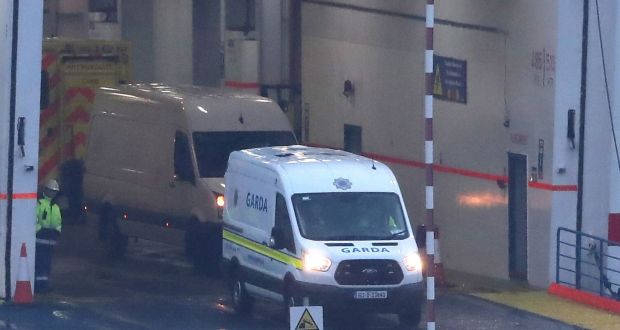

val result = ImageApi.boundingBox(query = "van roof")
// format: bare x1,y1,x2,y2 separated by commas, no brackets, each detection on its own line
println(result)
95,84,292,132
228,146,402,193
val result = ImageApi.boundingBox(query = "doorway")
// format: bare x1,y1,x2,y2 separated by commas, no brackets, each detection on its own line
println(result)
344,124,362,154
508,153,528,280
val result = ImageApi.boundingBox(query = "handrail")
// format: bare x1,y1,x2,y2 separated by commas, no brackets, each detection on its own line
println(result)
556,227,620,300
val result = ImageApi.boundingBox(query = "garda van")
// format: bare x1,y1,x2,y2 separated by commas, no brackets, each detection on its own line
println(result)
222,145,424,327
83,84,296,269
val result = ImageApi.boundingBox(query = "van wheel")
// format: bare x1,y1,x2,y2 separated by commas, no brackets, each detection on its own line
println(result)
284,279,302,307
205,223,223,275
185,221,221,275
283,280,303,323
230,269,253,315
398,304,422,329
185,220,208,272
99,206,128,258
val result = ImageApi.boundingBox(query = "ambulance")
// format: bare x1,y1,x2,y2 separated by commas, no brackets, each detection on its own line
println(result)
222,145,424,327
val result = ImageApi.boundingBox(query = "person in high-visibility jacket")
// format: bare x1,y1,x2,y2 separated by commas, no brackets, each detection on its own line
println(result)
35,179,62,293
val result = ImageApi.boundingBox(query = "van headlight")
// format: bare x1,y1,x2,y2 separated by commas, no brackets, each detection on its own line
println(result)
303,251,332,272
403,253,423,272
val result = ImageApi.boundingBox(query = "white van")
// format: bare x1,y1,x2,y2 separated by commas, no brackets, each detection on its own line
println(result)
222,145,424,327
83,84,296,270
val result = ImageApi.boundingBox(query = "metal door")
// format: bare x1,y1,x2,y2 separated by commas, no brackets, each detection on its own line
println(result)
344,124,362,154
508,153,528,280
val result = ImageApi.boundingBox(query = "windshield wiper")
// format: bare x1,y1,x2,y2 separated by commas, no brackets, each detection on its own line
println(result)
383,229,408,240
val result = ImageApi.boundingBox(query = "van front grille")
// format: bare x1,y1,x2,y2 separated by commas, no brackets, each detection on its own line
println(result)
334,259,403,285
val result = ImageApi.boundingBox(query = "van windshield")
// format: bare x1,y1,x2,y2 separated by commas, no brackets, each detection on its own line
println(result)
292,192,410,241
193,131,296,177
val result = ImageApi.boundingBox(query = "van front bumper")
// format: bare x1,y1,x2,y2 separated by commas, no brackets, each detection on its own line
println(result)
295,281,424,313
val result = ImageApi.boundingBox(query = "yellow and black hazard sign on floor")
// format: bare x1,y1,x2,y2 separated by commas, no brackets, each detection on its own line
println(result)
289,306,323,330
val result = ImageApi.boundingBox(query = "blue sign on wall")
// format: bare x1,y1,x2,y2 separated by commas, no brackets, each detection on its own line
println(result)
433,55,467,104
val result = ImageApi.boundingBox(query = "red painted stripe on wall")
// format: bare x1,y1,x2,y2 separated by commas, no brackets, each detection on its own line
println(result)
548,283,620,314
363,152,425,169
224,81,260,89
434,164,506,182
0,193,38,200
305,143,577,192
528,182,578,191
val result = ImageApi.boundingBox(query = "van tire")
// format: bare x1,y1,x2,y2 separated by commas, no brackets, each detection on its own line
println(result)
283,278,303,323
230,268,253,315
185,220,209,272
99,206,128,258
184,220,201,263
205,223,223,275
398,304,422,329
185,220,221,275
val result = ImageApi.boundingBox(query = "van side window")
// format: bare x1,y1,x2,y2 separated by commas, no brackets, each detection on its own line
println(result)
275,193,295,253
174,131,195,183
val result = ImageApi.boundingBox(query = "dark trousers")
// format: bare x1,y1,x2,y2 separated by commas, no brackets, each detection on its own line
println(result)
35,229,59,292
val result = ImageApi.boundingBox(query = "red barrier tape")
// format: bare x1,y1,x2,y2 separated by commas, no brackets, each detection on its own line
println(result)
0,193,38,200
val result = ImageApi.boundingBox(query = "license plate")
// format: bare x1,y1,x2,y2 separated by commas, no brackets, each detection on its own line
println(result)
354,290,387,299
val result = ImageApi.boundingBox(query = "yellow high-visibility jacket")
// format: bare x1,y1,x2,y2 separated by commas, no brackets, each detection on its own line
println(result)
36,198,62,233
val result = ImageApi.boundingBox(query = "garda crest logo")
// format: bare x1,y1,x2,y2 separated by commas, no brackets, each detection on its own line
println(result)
333,178,352,190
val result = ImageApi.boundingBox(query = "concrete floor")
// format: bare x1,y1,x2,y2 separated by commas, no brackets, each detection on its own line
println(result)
444,269,620,330
0,220,601,329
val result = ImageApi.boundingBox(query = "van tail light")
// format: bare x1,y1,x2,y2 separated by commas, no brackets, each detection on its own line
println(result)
213,192,224,219
215,195,225,208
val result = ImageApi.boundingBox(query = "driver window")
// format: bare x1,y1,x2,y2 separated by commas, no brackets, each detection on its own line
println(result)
174,131,195,183
275,193,295,253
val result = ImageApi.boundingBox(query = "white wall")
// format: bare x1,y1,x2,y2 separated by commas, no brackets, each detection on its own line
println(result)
302,0,510,279
546,0,584,286
302,0,581,285
152,0,193,84
503,0,563,287
433,19,508,278
122,0,154,83
258,0,283,85
0,0,13,297
0,0,43,299
609,0,620,218
582,0,617,239
55,0,89,39
114,0,195,84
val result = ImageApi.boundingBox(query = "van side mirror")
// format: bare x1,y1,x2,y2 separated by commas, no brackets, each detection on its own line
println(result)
270,227,285,250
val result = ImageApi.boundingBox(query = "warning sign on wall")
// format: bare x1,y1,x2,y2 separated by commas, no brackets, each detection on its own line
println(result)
290,306,323,330
433,55,467,104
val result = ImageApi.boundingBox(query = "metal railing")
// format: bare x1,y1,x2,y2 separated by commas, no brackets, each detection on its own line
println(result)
556,227,620,300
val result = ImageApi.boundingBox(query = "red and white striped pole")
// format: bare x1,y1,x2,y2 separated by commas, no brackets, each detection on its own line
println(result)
424,1,436,329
